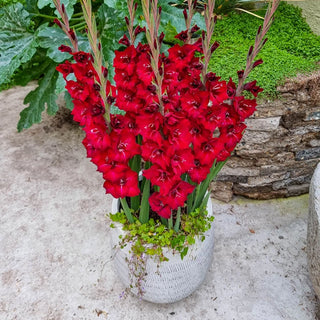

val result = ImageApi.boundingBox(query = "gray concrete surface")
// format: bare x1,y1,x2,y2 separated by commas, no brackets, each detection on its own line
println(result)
0,84,318,319
287,0,320,35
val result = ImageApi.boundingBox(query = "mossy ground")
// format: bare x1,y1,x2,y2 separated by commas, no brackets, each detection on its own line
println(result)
210,2,320,99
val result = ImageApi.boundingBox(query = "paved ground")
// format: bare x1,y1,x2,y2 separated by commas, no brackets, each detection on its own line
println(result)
0,83,318,320
287,0,320,35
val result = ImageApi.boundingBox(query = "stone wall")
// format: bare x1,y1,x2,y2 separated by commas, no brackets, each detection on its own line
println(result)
211,70,320,202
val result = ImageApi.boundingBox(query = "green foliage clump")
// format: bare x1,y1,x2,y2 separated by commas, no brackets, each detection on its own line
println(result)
109,207,214,261
0,0,24,9
210,2,320,98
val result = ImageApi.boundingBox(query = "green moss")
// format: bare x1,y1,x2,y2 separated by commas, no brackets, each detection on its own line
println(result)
209,2,320,98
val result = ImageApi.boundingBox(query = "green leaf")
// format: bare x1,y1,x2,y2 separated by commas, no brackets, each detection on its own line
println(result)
97,4,124,80
64,91,74,111
37,0,77,19
0,3,38,86
17,63,59,132
12,48,51,86
37,25,91,63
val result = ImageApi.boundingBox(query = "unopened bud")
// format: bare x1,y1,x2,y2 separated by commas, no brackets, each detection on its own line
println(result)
134,2,138,11
237,70,244,79
257,25,262,36
159,32,165,44
98,42,101,51
201,30,205,40
103,68,108,78
159,6,162,15
262,38,268,46
107,96,115,105
183,8,188,21
53,18,62,28
252,59,263,68
193,0,198,9
125,17,129,26
191,25,200,34
248,45,253,57
134,26,146,36
153,39,157,50
214,15,217,23
210,41,220,54
61,3,65,13
69,29,76,40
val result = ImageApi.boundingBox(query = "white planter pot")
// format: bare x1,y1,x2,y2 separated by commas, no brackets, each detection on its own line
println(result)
110,198,214,304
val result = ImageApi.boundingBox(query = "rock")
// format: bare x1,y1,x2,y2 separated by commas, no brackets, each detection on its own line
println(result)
247,172,290,186
210,181,233,202
245,117,281,131
309,139,320,147
305,111,320,121
307,163,320,298
287,184,310,196
295,147,320,161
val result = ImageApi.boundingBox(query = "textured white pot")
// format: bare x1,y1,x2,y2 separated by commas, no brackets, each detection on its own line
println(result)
110,198,214,304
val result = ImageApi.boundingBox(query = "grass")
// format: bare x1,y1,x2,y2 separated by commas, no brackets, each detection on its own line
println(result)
209,2,320,99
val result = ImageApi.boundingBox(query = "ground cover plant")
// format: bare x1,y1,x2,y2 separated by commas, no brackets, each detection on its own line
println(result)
211,2,320,97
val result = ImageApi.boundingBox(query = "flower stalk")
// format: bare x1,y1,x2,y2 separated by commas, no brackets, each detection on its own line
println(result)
236,0,280,96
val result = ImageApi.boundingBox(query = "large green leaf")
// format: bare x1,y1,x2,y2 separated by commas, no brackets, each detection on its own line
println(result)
0,3,38,86
37,0,77,19
37,25,91,63
97,4,125,80
18,63,59,132
12,48,51,86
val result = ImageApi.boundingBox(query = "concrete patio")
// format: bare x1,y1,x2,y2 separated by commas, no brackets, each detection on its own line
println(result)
0,84,318,319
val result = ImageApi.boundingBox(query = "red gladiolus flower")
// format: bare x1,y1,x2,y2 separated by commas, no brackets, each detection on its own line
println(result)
109,130,141,163
233,96,257,121
143,165,179,193
188,158,211,184
114,45,137,75
103,166,140,198
141,140,170,169
167,180,195,209
149,192,172,219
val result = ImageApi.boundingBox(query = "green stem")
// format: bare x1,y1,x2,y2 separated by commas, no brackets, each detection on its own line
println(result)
31,13,58,20
174,207,181,232
168,216,173,229
120,198,134,224
70,21,87,28
72,12,84,17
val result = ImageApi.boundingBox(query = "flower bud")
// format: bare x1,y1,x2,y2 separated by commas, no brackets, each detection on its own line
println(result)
107,96,115,105
69,29,76,40
190,25,200,34
58,45,72,53
61,4,65,13
103,68,108,78
159,32,165,44
210,41,220,54
252,59,263,69
237,70,244,79
125,17,129,26
53,18,62,28
183,9,188,21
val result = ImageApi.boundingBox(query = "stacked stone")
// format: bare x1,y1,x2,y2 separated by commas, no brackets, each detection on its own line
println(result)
211,70,320,201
